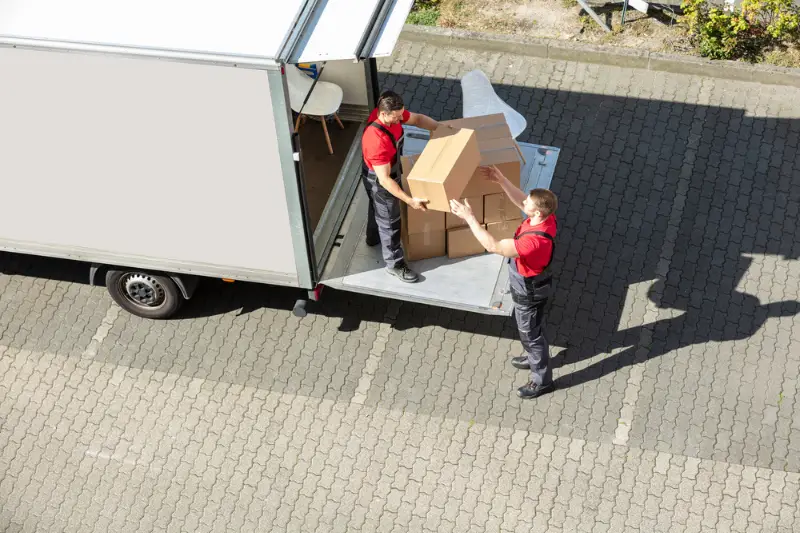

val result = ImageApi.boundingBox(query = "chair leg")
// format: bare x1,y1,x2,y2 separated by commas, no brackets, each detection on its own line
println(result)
294,113,303,132
334,113,344,130
320,116,333,155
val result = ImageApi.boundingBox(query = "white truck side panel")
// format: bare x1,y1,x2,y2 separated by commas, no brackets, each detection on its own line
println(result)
0,46,299,283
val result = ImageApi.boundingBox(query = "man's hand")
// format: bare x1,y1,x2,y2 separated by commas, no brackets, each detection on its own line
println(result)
409,197,429,211
449,198,476,222
479,165,504,183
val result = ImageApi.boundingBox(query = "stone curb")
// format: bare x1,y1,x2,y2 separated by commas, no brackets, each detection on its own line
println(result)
401,24,800,88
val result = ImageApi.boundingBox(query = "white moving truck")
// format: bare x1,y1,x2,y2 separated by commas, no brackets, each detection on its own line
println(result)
0,0,559,319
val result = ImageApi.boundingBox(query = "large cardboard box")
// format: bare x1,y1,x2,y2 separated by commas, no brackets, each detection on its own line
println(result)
402,225,447,261
400,155,447,261
486,218,523,242
400,157,447,235
445,195,484,229
431,114,523,198
447,225,486,259
405,128,481,212
484,193,523,224
400,202,446,243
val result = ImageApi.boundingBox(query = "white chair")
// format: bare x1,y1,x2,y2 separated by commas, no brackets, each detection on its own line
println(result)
285,63,344,155
460,69,527,139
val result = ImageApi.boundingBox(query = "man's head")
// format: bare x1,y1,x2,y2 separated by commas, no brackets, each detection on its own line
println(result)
377,90,405,125
522,188,558,224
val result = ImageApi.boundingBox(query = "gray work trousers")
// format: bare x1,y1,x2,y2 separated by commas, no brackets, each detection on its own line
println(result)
362,172,405,269
509,255,554,387
513,296,553,386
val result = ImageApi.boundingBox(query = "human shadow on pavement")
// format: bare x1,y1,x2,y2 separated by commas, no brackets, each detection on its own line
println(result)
377,72,800,390
553,255,800,389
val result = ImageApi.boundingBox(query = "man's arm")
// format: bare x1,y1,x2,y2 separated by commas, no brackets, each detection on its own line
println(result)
465,217,519,258
373,163,428,210
405,111,443,132
450,199,518,258
484,166,527,210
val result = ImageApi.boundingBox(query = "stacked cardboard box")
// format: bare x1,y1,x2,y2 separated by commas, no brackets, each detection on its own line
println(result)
405,127,481,212
484,192,523,242
399,114,525,260
400,155,447,261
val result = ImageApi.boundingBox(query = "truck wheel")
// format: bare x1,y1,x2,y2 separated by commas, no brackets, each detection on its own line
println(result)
105,269,183,319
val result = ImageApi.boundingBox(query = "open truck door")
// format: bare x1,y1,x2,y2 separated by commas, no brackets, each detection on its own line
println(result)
278,0,420,296
320,126,561,316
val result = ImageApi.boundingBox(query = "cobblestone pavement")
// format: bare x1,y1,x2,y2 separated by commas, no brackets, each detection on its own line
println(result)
2,39,800,532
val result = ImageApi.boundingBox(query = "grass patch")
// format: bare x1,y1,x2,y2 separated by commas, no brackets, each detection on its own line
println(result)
762,47,800,68
473,13,536,33
438,0,467,28
407,7,440,26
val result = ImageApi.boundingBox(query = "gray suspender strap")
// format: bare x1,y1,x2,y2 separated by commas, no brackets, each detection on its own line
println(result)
514,230,555,271
367,120,397,149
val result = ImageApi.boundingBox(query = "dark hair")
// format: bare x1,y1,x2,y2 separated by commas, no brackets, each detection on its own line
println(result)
528,188,558,218
377,90,405,114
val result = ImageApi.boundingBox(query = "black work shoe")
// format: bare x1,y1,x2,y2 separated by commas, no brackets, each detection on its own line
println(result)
517,381,555,400
511,356,530,370
366,235,380,247
386,265,419,283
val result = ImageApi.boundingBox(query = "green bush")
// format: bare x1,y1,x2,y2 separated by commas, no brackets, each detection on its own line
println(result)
407,7,440,26
680,0,800,60
412,0,441,10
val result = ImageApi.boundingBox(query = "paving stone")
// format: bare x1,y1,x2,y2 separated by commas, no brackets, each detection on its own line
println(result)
1,36,799,533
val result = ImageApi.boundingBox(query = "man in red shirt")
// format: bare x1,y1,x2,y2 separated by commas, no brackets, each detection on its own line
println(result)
449,165,558,399
361,91,450,283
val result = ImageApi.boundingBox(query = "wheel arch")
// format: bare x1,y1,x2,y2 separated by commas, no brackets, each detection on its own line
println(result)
90,263,199,300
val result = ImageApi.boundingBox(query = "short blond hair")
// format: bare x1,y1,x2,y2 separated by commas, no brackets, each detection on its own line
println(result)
528,188,558,218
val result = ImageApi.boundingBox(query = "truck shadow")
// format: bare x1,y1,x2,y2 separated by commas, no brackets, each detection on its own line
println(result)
182,279,520,340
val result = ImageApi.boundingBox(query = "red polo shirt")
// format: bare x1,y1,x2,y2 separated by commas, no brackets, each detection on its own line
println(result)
361,108,410,170
514,214,557,277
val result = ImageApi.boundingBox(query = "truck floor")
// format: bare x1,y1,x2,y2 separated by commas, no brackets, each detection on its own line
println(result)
297,117,361,231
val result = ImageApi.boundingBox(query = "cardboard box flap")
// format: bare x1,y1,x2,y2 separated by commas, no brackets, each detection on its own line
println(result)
431,114,511,142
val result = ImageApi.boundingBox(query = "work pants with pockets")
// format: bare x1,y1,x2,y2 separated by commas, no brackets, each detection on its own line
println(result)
362,171,404,269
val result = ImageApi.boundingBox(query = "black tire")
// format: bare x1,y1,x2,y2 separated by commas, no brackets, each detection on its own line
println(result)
105,269,183,319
